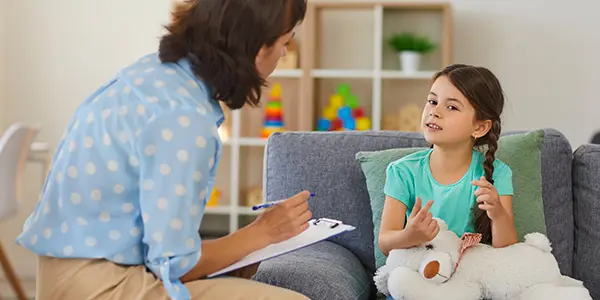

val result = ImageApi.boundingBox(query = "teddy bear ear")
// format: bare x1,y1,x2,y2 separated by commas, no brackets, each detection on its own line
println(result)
434,218,448,231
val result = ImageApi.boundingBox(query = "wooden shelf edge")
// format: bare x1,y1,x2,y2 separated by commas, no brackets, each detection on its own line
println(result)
381,70,436,79
205,206,231,215
239,138,268,146
271,69,302,78
312,69,375,79
311,1,451,10
222,138,268,147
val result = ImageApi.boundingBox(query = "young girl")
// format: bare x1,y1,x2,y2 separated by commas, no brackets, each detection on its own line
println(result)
379,64,518,256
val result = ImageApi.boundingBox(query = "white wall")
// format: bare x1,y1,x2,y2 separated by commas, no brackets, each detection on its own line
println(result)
0,0,5,129
2,0,600,279
450,0,600,146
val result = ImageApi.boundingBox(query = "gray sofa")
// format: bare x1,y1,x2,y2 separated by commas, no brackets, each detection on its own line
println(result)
252,128,600,300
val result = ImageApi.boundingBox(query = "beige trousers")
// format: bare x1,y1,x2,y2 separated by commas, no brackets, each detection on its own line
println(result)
35,256,309,300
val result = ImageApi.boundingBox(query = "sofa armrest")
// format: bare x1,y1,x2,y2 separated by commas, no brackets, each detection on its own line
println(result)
572,144,600,300
253,241,373,300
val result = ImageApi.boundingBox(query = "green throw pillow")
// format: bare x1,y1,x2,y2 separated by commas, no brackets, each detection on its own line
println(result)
356,129,546,270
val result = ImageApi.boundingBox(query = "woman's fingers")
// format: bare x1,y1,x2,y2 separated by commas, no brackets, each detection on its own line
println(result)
295,209,313,226
283,190,311,208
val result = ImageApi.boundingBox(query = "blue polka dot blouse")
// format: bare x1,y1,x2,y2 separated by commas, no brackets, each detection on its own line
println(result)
17,53,224,299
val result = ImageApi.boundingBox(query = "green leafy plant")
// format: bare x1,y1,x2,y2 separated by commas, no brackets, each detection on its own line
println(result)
387,32,436,54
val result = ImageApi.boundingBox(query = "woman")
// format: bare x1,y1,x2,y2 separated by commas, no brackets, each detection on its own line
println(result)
16,0,311,299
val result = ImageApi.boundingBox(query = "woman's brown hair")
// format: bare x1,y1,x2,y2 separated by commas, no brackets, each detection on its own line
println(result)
158,0,306,110
432,64,505,244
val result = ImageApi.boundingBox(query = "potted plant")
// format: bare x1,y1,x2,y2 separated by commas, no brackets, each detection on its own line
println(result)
387,32,436,73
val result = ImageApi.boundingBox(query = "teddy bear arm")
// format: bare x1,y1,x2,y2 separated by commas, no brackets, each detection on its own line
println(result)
374,264,391,296
518,283,593,300
458,244,567,299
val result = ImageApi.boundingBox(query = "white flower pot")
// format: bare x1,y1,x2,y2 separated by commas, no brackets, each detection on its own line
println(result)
399,51,421,73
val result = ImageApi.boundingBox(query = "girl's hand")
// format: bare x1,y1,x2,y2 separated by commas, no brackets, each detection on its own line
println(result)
472,176,508,220
405,197,439,246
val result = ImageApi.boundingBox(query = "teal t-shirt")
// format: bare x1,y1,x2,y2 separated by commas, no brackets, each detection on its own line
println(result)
383,148,513,237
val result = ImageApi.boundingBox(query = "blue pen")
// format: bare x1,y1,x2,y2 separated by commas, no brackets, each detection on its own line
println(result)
252,193,315,211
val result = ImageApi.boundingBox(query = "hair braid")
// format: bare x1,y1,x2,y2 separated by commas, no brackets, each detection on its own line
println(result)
473,120,500,244
483,121,500,183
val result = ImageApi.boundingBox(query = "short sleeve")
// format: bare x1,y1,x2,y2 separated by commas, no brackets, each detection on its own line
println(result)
492,162,513,196
383,162,415,209
135,109,217,299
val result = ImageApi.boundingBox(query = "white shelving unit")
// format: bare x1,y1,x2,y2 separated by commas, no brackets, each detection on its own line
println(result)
206,70,296,234
201,1,452,236
308,1,451,132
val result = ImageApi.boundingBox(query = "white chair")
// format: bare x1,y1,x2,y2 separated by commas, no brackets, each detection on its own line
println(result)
0,123,40,300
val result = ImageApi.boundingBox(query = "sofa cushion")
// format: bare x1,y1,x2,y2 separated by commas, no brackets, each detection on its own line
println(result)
356,129,547,270
572,144,600,299
253,241,372,300
264,130,429,274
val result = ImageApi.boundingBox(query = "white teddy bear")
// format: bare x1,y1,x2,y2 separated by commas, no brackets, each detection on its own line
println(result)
374,218,592,300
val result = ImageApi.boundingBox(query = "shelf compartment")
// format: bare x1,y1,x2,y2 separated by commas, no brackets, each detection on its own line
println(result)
380,79,430,132
238,215,259,229
199,215,229,239
240,78,300,139
315,7,376,70
314,78,373,132
238,146,265,209
210,146,231,208
381,6,448,72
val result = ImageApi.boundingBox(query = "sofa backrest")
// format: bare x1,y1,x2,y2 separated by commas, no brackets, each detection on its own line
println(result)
535,129,575,276
264,128,573,275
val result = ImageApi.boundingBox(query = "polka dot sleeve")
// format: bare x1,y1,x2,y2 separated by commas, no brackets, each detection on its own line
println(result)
135,108,217,298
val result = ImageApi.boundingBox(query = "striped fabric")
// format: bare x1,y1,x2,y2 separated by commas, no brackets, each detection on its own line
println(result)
455,233,482,269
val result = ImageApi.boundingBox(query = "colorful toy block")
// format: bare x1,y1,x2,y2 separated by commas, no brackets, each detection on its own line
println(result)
316,84,371,132
261,83,285,138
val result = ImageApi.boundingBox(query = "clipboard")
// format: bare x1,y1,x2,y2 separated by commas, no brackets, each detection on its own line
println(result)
207,218,355,278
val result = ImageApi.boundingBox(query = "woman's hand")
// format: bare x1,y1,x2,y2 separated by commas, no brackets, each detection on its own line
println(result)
251,190,313,245
181,191,311,282
472,176,507,221
404,197,439,246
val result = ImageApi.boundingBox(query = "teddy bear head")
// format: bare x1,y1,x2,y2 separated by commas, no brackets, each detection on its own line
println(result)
379,218,482,286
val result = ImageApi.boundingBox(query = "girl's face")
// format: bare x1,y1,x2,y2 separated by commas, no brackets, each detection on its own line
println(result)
255,30,295,79
422,76,491,148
